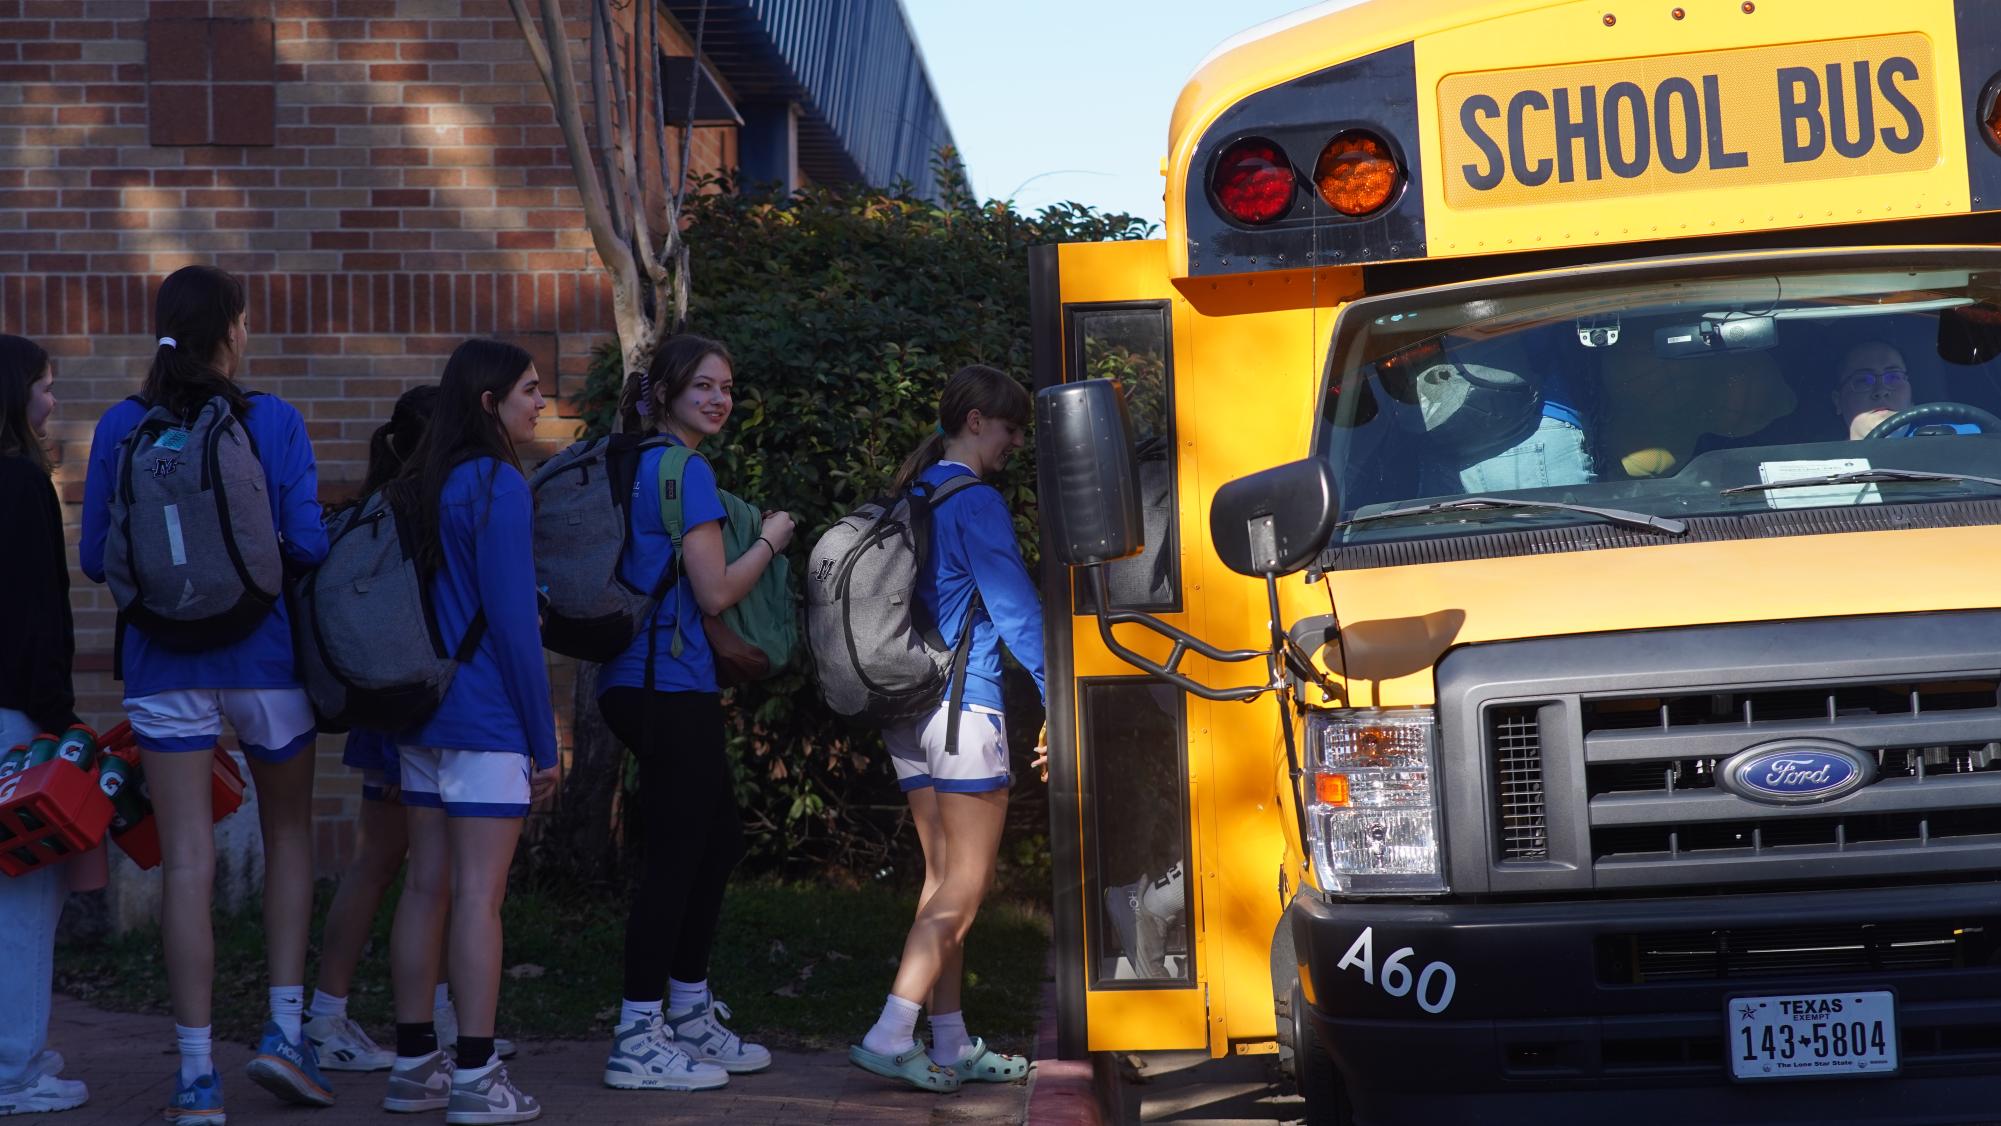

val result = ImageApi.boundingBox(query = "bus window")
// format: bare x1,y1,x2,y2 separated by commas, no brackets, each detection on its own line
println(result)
1081,679,1194,989
1067,302,1179,612
1319,263,2001,558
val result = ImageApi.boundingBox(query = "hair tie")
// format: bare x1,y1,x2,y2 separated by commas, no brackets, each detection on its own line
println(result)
934,424,946,436
635,371,653,417
157,336,177,348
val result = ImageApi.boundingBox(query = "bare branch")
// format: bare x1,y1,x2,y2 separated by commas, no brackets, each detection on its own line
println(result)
534,0,644,352
586,0,626,243
671,0,710,220
504,0,557,93
613,2,659,302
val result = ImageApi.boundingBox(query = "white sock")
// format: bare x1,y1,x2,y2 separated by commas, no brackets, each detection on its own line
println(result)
861,994,922,1056
310,989,347,1020
433,984,452,1011
270,985,305,1042
666,978,708,1018
620,998,663,1029
176,1023,213,1085
927,1010,971,1066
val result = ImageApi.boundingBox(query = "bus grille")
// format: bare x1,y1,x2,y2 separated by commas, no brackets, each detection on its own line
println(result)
1493,706,1548,862
1599,918,1994,983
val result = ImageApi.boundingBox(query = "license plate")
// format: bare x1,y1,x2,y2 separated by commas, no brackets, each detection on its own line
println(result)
1729,991,1897,1080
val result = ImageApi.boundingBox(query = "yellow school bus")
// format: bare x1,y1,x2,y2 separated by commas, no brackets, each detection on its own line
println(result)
1031,1,2001,1122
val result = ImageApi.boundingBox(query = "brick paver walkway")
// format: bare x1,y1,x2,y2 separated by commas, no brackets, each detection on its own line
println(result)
37,994,1032,1126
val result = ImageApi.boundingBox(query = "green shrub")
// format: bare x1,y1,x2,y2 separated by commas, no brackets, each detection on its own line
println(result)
574,155,1152,873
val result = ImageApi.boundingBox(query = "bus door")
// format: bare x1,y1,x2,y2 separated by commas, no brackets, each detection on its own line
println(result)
1031,239,1214,1055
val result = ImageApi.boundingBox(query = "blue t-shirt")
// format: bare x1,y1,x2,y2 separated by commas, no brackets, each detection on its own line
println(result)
915,461,1045,713
597,442,729,696
400,458,558,769
79,394,329,696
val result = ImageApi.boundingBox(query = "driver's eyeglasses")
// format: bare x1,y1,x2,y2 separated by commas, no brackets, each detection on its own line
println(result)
1841,368,1908,390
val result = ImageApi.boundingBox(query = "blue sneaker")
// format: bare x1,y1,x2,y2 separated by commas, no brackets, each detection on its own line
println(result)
164,1069,225,1125
246,1021,335,1107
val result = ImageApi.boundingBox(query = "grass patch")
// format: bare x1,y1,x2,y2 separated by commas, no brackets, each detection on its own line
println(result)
56,877,1049,1054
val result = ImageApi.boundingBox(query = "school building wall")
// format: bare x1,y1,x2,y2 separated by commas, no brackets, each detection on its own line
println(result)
0,0,737,877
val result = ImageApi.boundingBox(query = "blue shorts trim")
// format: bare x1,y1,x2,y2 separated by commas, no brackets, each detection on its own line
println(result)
241,726,317,764
933,774,1010,794
441,800,530,819
897,773,934,792
135,732,218,753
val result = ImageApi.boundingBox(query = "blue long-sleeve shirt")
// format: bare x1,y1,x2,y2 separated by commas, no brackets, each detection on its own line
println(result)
401,458,557,769
598,442,728,697
916,460,1045,712
80,393,328,696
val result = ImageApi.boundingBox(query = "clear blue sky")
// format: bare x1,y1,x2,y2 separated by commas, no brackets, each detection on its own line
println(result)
901,0,1309,226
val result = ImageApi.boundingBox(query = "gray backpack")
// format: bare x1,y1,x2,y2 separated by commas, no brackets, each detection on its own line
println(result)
805,475,984,728
528,432,676,662
105,395,282,650
292,491,484,732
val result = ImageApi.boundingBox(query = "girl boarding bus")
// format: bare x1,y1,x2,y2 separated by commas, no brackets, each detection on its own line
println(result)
1031,2,2001,1123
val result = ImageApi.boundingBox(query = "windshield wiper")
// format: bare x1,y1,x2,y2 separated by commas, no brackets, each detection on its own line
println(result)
1721,468,2001,496
1340,496,1689,537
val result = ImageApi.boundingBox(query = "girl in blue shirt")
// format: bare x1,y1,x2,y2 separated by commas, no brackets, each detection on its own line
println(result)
378,339,556,1124
853,365,1043,1092
596,335,795,1094
79,266,333,1121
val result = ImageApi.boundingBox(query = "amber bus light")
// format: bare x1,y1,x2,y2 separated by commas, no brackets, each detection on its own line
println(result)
1314,131,1400,216
1212,137,1296,224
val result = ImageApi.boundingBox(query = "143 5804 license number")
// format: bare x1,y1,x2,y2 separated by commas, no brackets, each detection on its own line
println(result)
1731,991,1897,1080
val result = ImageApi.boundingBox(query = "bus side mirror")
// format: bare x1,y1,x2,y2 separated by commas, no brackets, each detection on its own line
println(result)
1035,379,1144,567
1210,459,1339,577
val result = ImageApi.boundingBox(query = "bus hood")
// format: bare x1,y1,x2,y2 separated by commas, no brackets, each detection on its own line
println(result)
1314,522,2001,708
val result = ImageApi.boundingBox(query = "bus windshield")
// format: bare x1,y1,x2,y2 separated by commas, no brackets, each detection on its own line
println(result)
1319,260,2001,554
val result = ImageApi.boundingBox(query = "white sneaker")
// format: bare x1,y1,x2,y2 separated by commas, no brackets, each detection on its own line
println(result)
602,1016,729,1091
435,1004,516,1061
0,1072,89,1117
666,998,772,1074
445,1062,538,1126
305,1012,394,1072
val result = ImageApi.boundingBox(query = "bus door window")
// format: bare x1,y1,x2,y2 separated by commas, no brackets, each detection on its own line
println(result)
1066,303,1179,612
1082,680,1194,988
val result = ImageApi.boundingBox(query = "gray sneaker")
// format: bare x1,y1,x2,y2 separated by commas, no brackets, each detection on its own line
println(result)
444,1063,538,1126
603,1016,729,1091
382,1050,453,1113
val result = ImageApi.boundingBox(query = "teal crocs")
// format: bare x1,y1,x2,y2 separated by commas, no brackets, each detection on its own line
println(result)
950,1038,1029,1082
848,1043,961,1093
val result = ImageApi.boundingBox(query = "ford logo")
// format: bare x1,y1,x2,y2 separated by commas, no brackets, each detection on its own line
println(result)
1719,740,1876,805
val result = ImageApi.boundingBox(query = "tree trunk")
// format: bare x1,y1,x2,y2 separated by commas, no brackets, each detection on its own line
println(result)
522,659,627,882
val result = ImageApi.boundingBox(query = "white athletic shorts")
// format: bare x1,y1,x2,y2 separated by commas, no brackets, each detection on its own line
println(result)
124,687,316,763
397,747,531,818
886,702,1011,794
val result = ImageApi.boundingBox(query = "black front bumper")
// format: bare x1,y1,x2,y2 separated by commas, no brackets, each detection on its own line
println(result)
1291,881,2001,1126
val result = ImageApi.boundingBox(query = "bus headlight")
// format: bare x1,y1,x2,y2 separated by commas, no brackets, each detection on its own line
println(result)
1302,708,1447,896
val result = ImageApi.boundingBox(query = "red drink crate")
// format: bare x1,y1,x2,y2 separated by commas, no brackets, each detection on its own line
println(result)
99,742,248,872
0,760,113,877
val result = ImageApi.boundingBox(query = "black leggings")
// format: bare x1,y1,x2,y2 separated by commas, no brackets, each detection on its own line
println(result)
598,687,746,1002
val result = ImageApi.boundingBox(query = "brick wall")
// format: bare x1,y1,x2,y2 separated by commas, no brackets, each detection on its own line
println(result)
0,0,739,871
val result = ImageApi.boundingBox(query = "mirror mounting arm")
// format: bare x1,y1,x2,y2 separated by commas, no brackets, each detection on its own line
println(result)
1089,568,1272,702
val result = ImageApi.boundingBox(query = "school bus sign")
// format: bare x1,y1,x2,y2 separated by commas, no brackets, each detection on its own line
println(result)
1441,33,1942,208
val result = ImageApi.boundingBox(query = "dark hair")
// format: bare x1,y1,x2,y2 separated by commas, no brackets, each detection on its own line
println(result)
887,364,1031,495
141,264,249,418
615,334,733,436
386,338,534,573
362,383,440,496
0,334,52,475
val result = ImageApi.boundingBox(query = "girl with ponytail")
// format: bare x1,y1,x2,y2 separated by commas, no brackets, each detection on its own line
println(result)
78,265,333,1121
852,365,1044,1092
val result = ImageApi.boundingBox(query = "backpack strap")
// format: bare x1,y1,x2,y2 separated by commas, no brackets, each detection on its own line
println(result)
942,589,983,756
654,443,699,664
452,610,488,663
910,470,990,757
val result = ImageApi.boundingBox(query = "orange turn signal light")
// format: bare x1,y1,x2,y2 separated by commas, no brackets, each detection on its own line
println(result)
1314,131,1400,217
1314,773,1351,807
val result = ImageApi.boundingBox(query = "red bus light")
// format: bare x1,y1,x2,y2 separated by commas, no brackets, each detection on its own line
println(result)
1314,131,1400,217
1212,137,1295,225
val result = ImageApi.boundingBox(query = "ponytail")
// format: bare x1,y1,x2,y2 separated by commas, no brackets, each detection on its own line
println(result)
141,265,248,418
886,363,1031,496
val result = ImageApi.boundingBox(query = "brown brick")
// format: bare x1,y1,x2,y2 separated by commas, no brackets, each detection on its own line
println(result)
367,62,427,82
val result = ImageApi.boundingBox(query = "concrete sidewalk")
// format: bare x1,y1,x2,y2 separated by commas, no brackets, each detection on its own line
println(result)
36,994,1033,1126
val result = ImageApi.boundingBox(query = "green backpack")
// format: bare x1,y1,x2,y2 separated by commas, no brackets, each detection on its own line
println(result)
655,445,797,685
